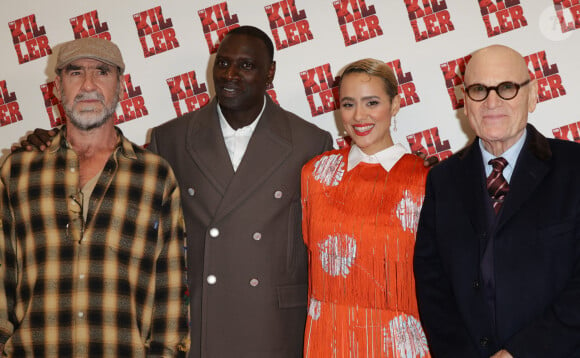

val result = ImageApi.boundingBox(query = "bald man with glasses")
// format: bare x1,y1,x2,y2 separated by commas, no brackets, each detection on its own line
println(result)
414,44,580,357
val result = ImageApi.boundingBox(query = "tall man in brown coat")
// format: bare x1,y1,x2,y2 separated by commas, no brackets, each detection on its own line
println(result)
148,26,332,357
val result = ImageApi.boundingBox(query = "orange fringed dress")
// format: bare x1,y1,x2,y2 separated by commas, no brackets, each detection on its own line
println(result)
301,146,431,357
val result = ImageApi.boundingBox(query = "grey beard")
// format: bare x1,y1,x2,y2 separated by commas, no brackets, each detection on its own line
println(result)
62,87,120,131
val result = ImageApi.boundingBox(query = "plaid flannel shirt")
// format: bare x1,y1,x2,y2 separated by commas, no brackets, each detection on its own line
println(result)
0,127,189,357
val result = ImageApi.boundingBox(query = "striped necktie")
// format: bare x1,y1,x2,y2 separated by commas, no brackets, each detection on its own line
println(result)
487,157,509,214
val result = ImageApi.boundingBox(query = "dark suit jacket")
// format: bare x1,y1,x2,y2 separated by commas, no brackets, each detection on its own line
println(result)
414,124,580,357
149,96,332,358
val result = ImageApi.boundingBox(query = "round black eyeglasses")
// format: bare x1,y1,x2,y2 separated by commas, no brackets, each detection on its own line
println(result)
465,79,531,101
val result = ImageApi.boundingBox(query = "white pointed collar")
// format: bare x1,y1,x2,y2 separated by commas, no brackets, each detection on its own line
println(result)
347,143,409,172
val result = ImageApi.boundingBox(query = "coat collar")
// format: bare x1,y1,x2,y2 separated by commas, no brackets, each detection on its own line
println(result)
495,124,550,230
185,95,293,221
184,98,234,195
457,124,551,232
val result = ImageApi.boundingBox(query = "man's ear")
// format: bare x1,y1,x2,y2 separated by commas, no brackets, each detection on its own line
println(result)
267,61,276,87
117,75,126,102
527,79,538,113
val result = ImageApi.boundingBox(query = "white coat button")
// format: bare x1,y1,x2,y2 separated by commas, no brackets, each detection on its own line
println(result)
79,274,85,279
209,228,219,238
187,188,195,196
253,232,262,241
274,190,283,199
78,312,84,318
70,167,76,172
207,275,217,285
250,278,259,287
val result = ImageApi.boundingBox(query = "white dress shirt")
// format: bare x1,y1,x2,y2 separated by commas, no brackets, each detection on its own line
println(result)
479,130,526,183
218,96,267,171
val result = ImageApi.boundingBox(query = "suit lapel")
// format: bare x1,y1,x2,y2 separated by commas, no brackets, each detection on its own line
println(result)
185,99,234,195
213,96,292,221
457,142,488,237
496,127,551,231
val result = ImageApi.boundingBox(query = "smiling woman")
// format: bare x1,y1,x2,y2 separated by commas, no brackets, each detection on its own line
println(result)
339,71,399,155
301,58,431,357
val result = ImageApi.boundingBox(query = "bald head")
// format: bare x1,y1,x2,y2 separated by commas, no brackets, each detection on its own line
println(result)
465,44,529,84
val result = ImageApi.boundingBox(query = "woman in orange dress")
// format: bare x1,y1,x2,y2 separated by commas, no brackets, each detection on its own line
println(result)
301,59,431,357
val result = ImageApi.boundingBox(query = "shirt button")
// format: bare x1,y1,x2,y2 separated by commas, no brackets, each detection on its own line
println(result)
274,190,283,199
70,167,76,172
79,274,85,279
187,187,195,196
253,232,262,241
207,275,217,285
250,278,259,287
209,227,219,238
78,312,84,318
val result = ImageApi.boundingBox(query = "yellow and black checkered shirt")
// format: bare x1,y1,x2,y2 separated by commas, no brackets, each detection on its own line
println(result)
0,127,189,357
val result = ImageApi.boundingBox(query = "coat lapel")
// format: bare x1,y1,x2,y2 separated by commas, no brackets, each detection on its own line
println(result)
496,125,551,231
457,142,488,238
213,96,292,221
185,98,234,195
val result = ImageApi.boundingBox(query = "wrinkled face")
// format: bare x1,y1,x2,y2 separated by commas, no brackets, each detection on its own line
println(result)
463,46,537,152
340,72,400,155
212,34,275,115
56,58,121,131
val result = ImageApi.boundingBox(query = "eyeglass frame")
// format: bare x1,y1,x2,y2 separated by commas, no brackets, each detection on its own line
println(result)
464,79,531,102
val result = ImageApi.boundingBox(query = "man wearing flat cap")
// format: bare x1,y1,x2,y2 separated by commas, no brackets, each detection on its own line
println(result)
0,37,189,356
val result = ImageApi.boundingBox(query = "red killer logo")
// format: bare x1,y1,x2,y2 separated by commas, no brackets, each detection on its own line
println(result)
386,59,420,108
333,0,383,46
167,70,210,117
9,14,52,64
406,127,452,161
0,80,22,127
266,83,279,105
134,6,179,58
404,0,455,42
198,2,239,54
265,0,313,50
554,0,580,32
114,74,148,124
524,50,566,103
553,120,580,143
70,10,110,40
300,64,340,116
440,55,471,109
478,0,527,37
40,81,65,128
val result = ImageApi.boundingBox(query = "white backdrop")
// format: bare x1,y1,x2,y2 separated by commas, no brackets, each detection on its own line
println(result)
1,0,579,162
